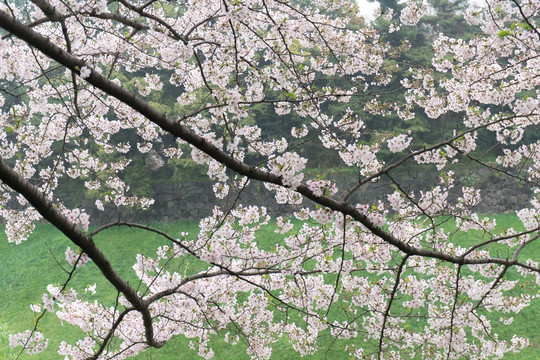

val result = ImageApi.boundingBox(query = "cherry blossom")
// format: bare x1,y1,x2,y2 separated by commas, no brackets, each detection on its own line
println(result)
387,132,413,153
79,66,91,79
0,0,538,359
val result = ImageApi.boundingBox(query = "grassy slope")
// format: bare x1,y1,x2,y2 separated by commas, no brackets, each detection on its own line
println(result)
0,214,538,359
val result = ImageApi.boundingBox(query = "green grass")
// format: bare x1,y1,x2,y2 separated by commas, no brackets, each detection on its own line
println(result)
0,221,197,360
435,214,540,359
0,214,538,359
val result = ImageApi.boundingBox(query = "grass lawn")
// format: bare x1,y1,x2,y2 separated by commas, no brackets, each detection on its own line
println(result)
0,213,538,359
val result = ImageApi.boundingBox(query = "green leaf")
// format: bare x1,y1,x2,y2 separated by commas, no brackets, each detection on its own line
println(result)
283,91,297,100
521,22,532,31
497,30,511,38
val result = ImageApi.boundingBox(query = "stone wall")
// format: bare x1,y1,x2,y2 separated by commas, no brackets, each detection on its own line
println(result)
55,167,535,224
144,168,533,221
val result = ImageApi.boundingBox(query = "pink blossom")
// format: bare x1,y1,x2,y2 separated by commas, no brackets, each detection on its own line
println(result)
79,66,91,79
400,0,426,25
387,133,412,153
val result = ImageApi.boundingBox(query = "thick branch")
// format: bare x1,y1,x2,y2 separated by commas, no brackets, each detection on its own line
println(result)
0,158,142,307
0,156,166,348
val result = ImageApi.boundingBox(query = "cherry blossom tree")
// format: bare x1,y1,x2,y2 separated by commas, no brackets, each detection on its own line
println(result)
0,0,539,359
